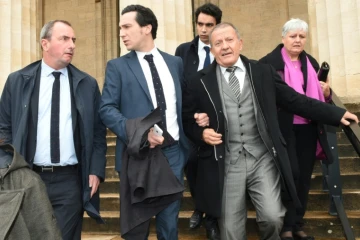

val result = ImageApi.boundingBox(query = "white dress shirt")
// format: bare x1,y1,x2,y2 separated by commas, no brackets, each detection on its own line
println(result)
33,60,77,166
220,57,246,93
197,39,214,71
136,47,180,140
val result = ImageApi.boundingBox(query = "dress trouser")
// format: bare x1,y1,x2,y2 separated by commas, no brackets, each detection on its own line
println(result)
122,144,185,240
37,167,83,240
282,124,318,233
219,149,285,240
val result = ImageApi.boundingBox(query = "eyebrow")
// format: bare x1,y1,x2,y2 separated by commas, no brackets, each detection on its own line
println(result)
197,21,215,25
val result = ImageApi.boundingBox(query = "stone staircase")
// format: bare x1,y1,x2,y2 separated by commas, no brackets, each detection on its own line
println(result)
82,105,360,239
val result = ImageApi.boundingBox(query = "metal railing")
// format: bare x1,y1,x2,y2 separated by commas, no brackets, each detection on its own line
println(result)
321,91,359,240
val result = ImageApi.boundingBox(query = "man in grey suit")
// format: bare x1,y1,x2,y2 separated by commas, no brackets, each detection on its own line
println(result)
182,22,358,240
99,4,188,240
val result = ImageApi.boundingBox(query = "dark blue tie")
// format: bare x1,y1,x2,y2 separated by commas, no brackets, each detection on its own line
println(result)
144,54,167,129
203,46,211,69
51,72,61,163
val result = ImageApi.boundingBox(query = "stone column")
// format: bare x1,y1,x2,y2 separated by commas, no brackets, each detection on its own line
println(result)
308,0,360,103
119,0,193,56
0,0,39,92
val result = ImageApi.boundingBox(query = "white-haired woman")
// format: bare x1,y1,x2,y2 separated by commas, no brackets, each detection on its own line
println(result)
259,18,333,240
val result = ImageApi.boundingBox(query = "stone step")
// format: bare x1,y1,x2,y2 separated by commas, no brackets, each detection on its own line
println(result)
99,173,360,194
98,190,360,212
82,210,360,238
104,157,360,178
81,233,360,240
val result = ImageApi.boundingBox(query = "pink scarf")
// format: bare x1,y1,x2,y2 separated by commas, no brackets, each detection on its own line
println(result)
281,47,326,159
281,47,325,123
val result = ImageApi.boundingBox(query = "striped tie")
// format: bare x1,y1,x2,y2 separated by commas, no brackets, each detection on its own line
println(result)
226,66,241,101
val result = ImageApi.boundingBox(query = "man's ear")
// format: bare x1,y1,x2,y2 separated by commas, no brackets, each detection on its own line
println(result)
144,24,152,36
41,39,49,51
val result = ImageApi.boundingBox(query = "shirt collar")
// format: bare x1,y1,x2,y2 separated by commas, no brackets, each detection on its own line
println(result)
135,45,161,60
220,57,246,75
41,60,68,77
198,38,211,51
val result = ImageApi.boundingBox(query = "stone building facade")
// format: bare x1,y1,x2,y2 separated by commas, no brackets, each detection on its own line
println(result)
0,0,359,103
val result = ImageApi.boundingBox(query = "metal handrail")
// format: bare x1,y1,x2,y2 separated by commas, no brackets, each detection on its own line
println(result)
321,91,358,240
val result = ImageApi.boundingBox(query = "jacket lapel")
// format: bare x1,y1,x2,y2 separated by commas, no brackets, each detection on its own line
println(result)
242,56,264,108
126,51,152,104
201,62,223,114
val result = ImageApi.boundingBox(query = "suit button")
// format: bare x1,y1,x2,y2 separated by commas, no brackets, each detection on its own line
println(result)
238,105,241,108
219,155,223,159
193,61,196,64
240,124,243,127
241,133,243,136
239,114,242,117
238,151,241,154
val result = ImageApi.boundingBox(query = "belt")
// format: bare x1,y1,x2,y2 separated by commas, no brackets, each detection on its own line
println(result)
162,140,179,150
33,164,78,173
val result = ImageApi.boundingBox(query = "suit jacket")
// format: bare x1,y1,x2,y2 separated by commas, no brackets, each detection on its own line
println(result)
182,55,346,217
175,36,200,80
120,108,184,237
259,44,335,163
0,60,107,223
99,49,188,172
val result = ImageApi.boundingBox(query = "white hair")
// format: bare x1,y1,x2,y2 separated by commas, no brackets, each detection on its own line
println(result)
282,18,308,37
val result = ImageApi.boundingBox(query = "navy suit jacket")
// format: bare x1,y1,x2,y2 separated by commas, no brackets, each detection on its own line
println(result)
99,50,188,171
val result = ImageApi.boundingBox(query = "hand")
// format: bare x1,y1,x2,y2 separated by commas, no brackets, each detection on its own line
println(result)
319,78,331,98
194,113,209,127
148,128,164,148
89,175,100,198
340,111,359,126
202,128,222,145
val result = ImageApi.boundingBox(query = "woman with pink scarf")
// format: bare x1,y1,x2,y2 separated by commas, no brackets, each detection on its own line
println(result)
259,18,333,240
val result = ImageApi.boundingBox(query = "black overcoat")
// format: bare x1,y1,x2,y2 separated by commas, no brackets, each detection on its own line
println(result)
182,55,345,217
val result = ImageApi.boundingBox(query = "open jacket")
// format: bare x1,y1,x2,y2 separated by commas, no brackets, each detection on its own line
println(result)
0,60,107,223
120,108,184,238
0,144,61,240
259,44,335,163
182,55,345,217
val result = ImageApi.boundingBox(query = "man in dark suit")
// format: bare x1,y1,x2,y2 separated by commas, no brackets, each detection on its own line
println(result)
182,22,359,240
0,20,107,240
175,3,222,238
99,5,188,240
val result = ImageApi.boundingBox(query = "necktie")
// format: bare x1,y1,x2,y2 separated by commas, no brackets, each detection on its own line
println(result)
51,72,61,163
226,66,241,102
203,46,211,69
144,54,167,129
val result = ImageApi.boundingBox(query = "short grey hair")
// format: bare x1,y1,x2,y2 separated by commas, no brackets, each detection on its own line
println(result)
282,18,308,37
209,22,241,46
40,20,72,40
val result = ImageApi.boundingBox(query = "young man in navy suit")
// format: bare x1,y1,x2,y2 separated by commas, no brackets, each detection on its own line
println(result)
100,4,191,240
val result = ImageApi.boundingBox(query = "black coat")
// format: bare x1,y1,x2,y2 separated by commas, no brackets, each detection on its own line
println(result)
0,60,107,223
259,44,335,163
182,55,345,217
120,108,184,238
175,36,200,79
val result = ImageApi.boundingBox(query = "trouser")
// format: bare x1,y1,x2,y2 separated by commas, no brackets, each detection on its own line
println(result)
282,123,318,233
219,149,285,240
37,167,83,240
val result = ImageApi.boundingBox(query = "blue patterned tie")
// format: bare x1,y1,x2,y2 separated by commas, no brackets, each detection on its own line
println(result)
203,46,211,69
144,54,167,129
51,72,61,163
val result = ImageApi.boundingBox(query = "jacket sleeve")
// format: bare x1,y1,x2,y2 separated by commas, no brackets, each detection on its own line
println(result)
99,60,128,144
0,75,13,144
90,81,107,180
272,65,346,126
182,76,206,145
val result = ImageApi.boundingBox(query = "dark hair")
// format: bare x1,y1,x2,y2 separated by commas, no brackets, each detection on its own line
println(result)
195,3,222,24
121,5,158,40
